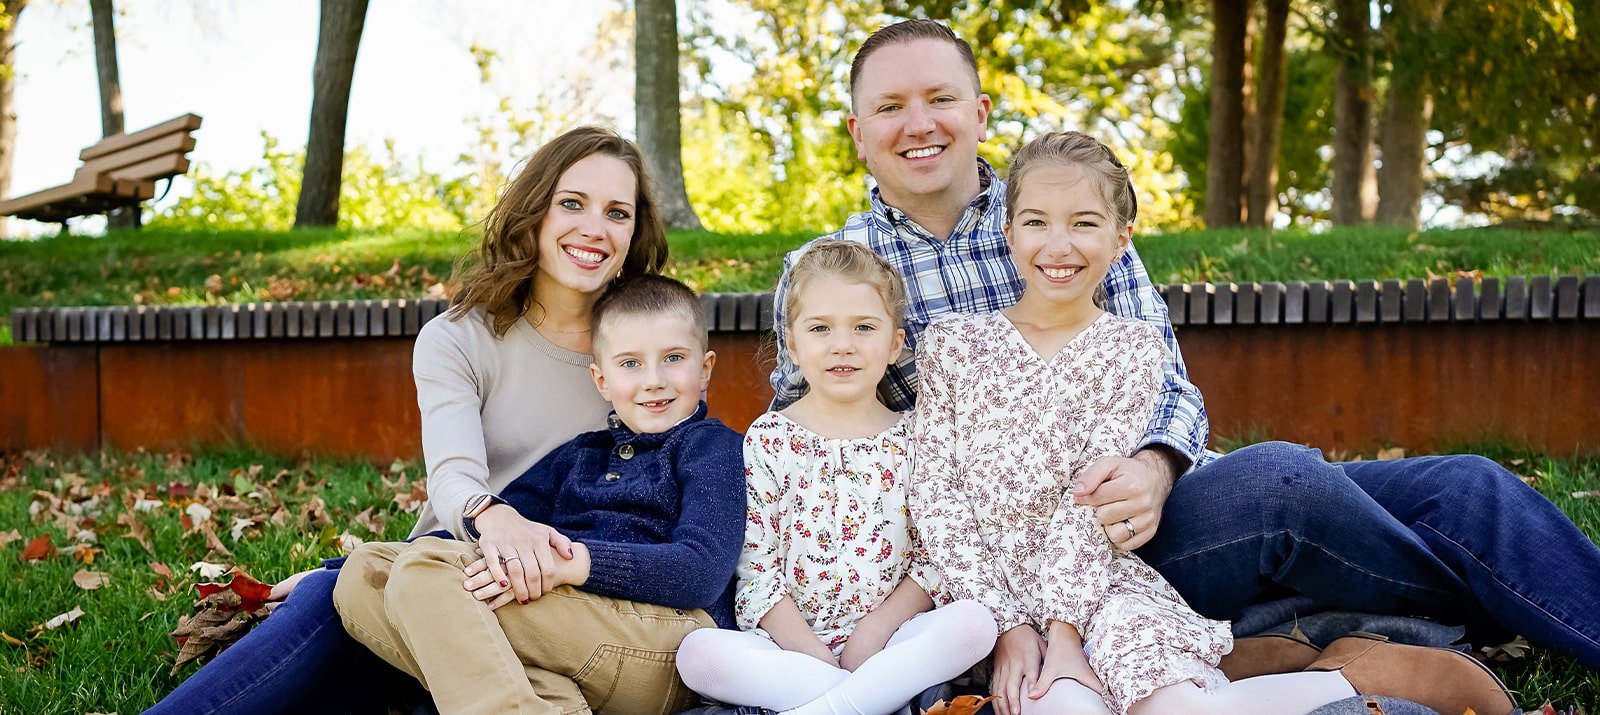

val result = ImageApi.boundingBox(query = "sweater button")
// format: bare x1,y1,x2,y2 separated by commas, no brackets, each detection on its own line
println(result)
604,472,621,482
608,415,621,429
618,444,635,460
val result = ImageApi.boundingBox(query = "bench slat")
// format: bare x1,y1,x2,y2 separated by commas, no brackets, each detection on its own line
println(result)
79,114,203,161
76,132,196,179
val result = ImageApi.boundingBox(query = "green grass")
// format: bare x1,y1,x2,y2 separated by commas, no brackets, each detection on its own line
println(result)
0,446,1596,713
1,224,1594,316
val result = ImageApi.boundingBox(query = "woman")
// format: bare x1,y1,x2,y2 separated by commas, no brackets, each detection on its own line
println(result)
145,125,668,714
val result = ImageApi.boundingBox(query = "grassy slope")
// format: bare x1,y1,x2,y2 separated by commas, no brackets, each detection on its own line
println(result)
1,225,1594,315
0,447,1596,712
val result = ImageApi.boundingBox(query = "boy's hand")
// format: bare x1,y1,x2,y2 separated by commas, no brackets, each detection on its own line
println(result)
463,543,589,610
838,616,894,671
990,624,1044,715
473,506,573,603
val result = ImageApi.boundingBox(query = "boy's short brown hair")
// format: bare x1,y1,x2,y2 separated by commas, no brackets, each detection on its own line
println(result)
591,275,707,352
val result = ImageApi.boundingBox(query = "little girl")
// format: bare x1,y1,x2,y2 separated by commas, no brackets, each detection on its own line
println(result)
676,241,997,715
909,131,1513,715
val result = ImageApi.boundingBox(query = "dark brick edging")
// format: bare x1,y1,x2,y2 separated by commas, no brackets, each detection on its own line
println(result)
9,275,1597,344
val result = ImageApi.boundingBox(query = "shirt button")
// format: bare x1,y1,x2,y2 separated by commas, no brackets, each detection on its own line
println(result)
604,472,621,482
618,444,634,460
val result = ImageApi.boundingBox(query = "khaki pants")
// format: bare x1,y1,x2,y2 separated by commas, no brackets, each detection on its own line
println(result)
333,537,714,715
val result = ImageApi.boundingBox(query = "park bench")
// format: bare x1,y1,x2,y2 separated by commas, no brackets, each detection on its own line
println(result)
0,113,203,225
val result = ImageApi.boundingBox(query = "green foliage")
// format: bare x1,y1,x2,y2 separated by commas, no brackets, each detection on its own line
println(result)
152,134,467,233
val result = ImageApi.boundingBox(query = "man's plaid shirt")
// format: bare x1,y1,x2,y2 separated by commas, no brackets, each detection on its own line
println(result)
769,160,1218,472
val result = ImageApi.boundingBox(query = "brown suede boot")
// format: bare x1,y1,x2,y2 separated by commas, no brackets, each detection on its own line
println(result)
1219,633,1324,681
1304,632,1516,715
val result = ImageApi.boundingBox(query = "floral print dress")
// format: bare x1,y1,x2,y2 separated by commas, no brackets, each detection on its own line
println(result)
736,411,946,653
910,311,1231,714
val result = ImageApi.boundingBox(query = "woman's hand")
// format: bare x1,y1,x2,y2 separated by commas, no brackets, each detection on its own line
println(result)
267,568,318,602
471,505,573,603
990,624,1045,715
462,542,590,611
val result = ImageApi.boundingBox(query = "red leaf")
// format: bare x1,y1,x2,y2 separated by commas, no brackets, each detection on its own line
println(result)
194,569,273,612
167,481,191,500
20,534,52,562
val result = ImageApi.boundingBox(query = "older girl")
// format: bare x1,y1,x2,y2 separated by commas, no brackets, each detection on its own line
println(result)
909,131,1513,715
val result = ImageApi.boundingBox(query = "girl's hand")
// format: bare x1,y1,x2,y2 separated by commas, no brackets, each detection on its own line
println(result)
990,624,1044,715
1030,637,1105,699
471,505,573,603
267,568,318,602
839,617,894,671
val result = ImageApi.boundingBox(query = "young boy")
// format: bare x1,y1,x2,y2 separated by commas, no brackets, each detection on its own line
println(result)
333,275,746,715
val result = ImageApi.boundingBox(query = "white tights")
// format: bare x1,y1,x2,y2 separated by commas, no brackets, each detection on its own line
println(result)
1024,671,1359,715
676,600,997,715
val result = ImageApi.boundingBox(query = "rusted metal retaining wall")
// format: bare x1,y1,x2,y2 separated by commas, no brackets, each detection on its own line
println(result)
5,275,1597,460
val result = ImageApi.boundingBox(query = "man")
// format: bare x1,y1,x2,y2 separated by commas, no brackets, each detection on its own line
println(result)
769,17,1600,689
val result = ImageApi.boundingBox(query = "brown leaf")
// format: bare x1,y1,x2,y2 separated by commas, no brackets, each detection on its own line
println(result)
204,274,223,294
1375,447,1406,461
301,495,333,529
1,631,24,646
20,534,52,562
0,529,20,546
1570,490,1600,499
921,695,998,715
170,586,272,673
354,506,385,536
151,561,175,579
72,569,111,590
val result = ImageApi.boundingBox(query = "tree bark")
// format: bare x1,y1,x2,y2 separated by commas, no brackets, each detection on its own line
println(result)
635,0,702,231
1205,0,1249,228
1245,0,1288,227
90,0,139,230
295,0,368,229
0,0,25,239
1375,0,1445,229
1330,0,1375,224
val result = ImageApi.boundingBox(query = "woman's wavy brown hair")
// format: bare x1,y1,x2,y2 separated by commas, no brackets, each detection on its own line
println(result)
448,126,669,338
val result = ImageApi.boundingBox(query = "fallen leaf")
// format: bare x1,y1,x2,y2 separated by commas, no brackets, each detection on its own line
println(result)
195,568,273,613
0,529,20,546
37,606,84,631
1,631,23,646
229,517,256,542
150,562,175,579
20,534,52,562
921,695,998,715
204,274,223,294
1375,447,1405,461
353,507,385,536
169,589,268,673
1571,490,1600,499
72,569,111,590
190,561,230,580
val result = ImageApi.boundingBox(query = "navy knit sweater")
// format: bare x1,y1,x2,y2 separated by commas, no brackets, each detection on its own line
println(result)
491,402,745,629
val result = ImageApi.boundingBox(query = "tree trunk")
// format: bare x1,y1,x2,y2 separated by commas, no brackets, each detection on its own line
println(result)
295,0,368,229
0,0,25,239
90,0,139,230
1245,0,1289,227
635,0,702,231
1205,0,1249,228
1375,0,1445,229
1330,0,1374,225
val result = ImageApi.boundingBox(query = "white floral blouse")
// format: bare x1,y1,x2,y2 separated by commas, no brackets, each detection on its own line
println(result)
735,411,946,653
910,311,1231,714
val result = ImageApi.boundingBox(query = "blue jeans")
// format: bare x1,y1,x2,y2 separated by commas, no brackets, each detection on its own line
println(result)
1137,441,1600,668
143,568,422,715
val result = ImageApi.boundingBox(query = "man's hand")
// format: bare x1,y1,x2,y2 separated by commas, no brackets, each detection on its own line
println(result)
990,624,1044,715
1072,447,1180,551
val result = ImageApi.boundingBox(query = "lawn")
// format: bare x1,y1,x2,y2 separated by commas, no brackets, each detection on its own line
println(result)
0,224,1595,342
0,446,1597,713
